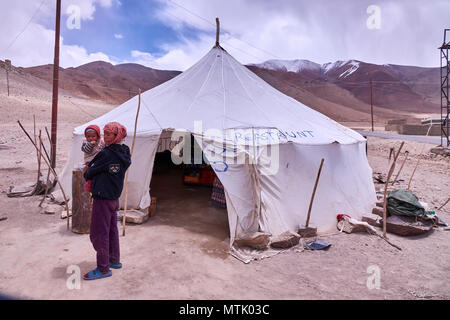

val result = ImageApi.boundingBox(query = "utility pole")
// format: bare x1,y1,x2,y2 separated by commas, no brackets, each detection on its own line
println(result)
50,0,61,169
5,59,11,96
370,79,374,132
440,29,450,147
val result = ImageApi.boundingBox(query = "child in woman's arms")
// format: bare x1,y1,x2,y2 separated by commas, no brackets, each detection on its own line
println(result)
81,125,105,192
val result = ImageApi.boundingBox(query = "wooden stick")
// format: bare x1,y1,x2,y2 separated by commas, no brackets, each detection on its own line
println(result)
17,120,71,229
391,151,409,186
45,126,54,172
383,142,404,238
407,125,432,190
39,127,53,207
33,115,37,146
388,147,394,165
39,168,52,207
36,130,42,192
122,89,142,236
33,115,40,174
438,197,450,211
375,233,402,251
407,156,421,190
305,158,325,227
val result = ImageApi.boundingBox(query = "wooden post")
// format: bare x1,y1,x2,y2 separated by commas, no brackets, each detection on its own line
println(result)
71,169,92,233
122,88,142,236
215,17,220,46
383,142,404,238
6,69,9,96
370,79,374,132
36,130,42,188
5,59,11,96
50,0,61,169
305,158,325,227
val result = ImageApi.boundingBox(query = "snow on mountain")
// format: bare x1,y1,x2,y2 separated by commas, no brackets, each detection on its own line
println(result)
249,59,321,73
338,61,360,78
252,58,361,78
322,60,348,73
321,60,360,78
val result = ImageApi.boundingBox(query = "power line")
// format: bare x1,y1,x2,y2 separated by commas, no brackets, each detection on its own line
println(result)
161,0,438,112
67,98,98,118
1,0,47,57
160,5,267,62
166,0,281,60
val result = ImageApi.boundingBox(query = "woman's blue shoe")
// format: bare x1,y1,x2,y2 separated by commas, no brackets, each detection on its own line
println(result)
83,268,112,280
110,262,122,269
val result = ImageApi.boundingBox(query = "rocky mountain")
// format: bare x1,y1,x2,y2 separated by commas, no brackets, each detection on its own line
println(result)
24,61,181,105
21,57,440,122
249,58,440,120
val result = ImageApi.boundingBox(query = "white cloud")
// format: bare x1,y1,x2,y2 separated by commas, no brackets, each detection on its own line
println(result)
152,0,448,67
62,44,113,67
61,0,115,20
0,0,116,68
1,0,447,70
128,34,214,71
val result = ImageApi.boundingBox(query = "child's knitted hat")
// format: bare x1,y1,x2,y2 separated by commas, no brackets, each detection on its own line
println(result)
84,125,101,137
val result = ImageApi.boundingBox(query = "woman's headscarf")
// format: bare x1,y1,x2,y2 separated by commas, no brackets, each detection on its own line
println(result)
104,122,127,145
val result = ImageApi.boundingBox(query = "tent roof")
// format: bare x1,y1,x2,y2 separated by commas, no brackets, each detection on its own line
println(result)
75,46,364,145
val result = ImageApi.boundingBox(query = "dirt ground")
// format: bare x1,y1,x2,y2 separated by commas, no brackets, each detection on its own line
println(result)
1,73,450,300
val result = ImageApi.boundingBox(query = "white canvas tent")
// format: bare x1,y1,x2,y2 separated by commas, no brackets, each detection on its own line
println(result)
59,45,376,257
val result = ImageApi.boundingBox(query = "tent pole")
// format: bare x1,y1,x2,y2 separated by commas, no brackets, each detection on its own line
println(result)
305,158,325,227
251,127,262,225
370,79,374,132
215,17,220,46
122,89,142,236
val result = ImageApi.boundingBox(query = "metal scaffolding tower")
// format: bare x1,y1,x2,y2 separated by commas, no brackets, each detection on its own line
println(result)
440,29,450,147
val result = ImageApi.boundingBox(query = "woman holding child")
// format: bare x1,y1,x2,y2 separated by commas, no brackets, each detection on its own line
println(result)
82,122,131,280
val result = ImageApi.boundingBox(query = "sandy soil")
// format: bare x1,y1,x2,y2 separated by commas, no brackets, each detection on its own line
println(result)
0,69,450,300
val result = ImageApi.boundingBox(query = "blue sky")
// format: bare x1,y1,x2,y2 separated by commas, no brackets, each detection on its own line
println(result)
61,0,180,61
0,0,449,70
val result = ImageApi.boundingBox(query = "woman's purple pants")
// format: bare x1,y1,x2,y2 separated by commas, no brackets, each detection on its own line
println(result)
90,199,120,272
